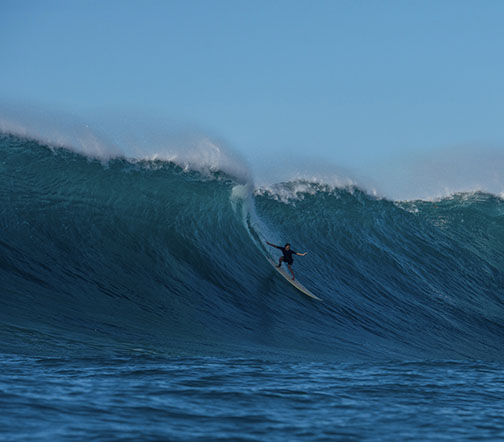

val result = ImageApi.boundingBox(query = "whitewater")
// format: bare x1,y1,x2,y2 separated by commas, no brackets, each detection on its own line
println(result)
1,130,504,440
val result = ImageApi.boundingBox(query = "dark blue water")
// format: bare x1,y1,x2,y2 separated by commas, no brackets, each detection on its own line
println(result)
2,355,504,441
2,133,504,440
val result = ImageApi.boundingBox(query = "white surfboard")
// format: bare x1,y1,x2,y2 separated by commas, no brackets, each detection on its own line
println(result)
267,258,322,301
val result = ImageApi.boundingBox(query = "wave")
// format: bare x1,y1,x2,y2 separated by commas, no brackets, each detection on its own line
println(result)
0,105,251,183
1,133,504,361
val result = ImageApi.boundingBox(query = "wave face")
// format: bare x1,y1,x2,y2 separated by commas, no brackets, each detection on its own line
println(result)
2,133,504,361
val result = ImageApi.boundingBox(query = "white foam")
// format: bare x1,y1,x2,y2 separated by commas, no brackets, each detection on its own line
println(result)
132,136,251,183
3,104,504,200
0,105,251,183
0,115,121,159
254,177,359,204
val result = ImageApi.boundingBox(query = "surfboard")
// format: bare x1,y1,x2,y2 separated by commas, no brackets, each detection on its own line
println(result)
267,257,322,301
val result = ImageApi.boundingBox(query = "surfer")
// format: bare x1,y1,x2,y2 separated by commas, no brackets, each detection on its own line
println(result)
266,241,307,280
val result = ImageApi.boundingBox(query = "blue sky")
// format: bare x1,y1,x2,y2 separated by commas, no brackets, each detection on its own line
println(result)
1,0,504,197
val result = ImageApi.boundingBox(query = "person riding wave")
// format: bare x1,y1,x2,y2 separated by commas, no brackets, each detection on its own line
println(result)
266,241,307,280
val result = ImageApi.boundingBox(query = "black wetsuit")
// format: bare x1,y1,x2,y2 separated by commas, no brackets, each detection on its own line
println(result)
280,247,297,265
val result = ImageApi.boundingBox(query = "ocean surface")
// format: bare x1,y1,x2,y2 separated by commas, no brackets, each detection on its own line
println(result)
1,133,504,440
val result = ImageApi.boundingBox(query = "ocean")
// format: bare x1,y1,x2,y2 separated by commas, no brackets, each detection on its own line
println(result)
1,133,504,440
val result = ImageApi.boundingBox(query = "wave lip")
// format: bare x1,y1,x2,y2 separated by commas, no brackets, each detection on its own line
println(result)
0,104,251,184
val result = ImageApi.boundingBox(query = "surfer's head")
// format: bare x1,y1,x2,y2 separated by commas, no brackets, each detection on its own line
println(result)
284,243,291,250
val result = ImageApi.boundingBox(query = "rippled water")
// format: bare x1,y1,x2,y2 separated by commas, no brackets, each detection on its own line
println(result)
1,354,503,441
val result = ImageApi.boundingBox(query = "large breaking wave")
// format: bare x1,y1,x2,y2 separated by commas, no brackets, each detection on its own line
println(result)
1,133,504,361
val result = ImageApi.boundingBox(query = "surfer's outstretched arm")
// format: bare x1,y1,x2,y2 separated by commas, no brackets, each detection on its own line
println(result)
266,241,281,249
296,252,308,256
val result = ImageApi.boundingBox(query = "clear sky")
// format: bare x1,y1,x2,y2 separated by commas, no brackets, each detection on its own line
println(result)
1,0,504,197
